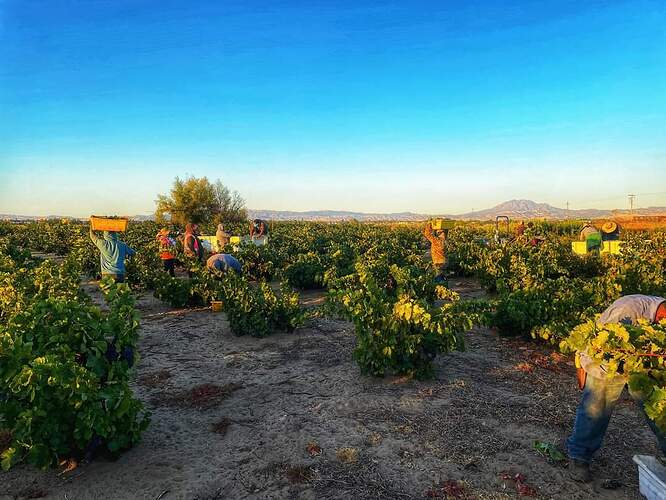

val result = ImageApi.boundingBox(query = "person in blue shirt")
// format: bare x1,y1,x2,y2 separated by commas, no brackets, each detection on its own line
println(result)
206,253,242,276
89,229,136,283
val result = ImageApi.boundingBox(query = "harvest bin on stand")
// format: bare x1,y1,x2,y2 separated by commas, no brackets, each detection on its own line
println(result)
90,216,129,232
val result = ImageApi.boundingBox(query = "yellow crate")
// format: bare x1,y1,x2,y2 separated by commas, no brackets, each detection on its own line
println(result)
211,300,223,313
230,236,241,244
431,219,455,230
90,216,128,232
601,241,624,255
572,241,587,255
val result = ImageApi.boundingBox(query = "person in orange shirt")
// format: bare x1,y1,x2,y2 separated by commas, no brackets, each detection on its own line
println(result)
423,223,447,282
156,228,176,277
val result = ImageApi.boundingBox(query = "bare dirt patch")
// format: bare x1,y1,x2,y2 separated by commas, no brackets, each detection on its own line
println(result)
153,382,243,410
0,279,658,499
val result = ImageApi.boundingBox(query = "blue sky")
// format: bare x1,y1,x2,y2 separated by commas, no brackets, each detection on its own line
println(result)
1,0,665,216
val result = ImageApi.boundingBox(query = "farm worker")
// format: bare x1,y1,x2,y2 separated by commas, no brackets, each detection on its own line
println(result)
216,223,231,249
423,223,446,282
89,229,135,283
206,253,242,275
156,228,176,277
250,219,268,238
600,221,620,241
183,223,204,278
579,223,599,241
566,294,666,482
183,223,204,261
515,221,526,237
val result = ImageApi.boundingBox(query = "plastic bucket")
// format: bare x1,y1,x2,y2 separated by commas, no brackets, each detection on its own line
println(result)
211,301,223,313
633,455,666,500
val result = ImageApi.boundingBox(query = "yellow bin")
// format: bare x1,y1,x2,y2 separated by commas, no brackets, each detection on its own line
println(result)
90,216,128,232
571,241,587,255
431,219,455,230
601,241,624,255
230,236,241,244
211,301,223,313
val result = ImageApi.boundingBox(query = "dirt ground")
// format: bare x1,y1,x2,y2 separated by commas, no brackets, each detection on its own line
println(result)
0,278,659,500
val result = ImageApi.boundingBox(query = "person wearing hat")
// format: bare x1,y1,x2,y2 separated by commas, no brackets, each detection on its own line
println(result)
566,294,666,482
600,221,620,241
156,228,176,277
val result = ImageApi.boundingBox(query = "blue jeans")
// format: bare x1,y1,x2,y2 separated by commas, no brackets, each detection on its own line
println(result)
567,374,666,463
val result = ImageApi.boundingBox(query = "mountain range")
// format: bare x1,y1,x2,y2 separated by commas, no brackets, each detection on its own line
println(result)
247,200,666,221
2,200,665,222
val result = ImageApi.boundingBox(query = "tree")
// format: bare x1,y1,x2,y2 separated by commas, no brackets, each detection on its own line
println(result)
155,176,247,226
213,180,247,224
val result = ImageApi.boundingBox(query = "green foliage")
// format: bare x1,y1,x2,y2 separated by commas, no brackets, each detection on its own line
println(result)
0,247,149,470
220,274,304,337
155,176,242,226
285,252,325,289
561,319,666,431
333,261,478,379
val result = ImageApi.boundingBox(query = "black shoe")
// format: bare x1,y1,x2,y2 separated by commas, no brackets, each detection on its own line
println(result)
570,459,592,483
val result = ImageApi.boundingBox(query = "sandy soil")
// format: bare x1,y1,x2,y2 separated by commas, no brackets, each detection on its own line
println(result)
0,278,659,500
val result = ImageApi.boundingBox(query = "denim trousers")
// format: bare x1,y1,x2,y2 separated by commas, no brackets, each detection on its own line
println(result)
567,374,666,463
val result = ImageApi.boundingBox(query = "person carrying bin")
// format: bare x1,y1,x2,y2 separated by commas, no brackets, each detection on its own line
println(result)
89,228,135,283
156,228,176,277
423,222,447,283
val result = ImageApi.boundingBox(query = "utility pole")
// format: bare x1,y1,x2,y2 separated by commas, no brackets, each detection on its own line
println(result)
628,194,636,213
566,201,569,219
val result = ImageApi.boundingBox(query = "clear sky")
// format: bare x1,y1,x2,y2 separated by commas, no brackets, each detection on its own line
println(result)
1,0,665,216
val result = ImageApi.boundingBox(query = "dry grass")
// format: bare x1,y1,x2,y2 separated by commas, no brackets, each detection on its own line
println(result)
336,447,359,464
285,465,315,484
305,441,322,457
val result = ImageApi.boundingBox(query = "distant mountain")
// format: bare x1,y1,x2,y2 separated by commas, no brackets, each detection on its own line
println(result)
452,199,666,221
2,200,665,223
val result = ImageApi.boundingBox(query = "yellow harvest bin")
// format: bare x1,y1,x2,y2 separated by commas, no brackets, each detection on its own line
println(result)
431,219,455,230
572,241,588,255
230,236,241,244
601,241,624,255
90,216,128,232
211,301,223,313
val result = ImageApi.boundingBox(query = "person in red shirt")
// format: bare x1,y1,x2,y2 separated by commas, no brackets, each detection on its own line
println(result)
156,228,176,277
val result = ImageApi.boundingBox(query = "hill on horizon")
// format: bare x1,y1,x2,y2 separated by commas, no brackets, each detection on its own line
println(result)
2,199,665,222
248,199,666,221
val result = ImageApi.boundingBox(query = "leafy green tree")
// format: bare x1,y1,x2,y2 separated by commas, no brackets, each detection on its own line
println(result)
213,180,247,224
155,176,245,226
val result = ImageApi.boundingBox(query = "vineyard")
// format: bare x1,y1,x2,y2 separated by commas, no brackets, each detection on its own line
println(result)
1,219,665,499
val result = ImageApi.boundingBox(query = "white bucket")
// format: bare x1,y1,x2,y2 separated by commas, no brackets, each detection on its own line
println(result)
634,455,666,500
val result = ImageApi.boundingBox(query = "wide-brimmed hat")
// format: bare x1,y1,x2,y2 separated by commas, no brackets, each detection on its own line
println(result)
601,221,618,234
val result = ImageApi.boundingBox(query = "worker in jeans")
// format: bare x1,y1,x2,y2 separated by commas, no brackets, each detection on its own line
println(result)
567,294,666,482
89,229,135,283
